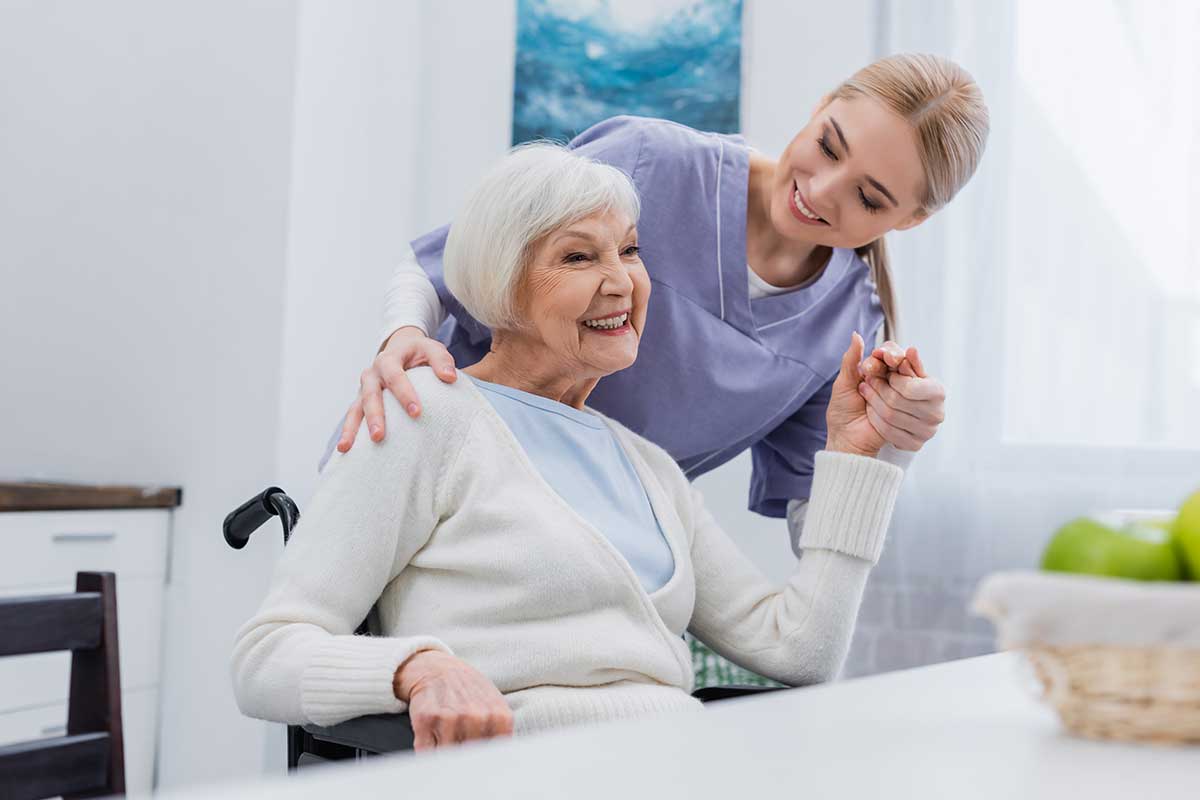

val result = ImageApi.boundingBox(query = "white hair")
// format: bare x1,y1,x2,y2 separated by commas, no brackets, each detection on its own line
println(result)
443,142,641,331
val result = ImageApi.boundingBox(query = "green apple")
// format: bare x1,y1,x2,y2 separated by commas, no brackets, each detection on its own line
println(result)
1170,490,1200,580
1041,515,1183,581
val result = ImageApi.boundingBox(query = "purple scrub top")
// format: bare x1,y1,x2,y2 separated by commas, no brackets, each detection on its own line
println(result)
411,116,884,518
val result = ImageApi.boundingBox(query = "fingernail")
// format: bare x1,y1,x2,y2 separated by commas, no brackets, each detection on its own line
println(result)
369,425,380,436
408,404,420,416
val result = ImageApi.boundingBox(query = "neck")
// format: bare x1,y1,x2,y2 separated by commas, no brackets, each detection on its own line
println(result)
462,336,599,410
745,152,833,288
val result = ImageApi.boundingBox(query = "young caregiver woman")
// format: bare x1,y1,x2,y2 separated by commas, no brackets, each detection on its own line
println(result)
340,53,989,550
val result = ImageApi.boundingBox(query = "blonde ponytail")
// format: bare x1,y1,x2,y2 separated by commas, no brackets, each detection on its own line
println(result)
855,237,897,343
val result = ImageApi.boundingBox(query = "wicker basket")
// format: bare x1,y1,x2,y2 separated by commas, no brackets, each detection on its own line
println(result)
1024,643,1200,744
972,570,1200,746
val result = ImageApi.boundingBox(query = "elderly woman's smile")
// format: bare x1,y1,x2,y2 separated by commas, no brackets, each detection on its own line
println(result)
580,310,630,332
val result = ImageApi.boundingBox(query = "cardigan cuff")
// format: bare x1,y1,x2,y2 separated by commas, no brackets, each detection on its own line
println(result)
300,634,452,727
798,451,904,565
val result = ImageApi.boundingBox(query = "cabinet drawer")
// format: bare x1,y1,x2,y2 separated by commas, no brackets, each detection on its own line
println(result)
0,685,158,796
0,575,164,713
0,509,169,588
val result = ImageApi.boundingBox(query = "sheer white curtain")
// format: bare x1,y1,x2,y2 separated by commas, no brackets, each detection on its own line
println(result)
845,0,1200,676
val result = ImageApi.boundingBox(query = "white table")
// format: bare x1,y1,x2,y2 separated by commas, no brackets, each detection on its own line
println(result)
167,653,1197,799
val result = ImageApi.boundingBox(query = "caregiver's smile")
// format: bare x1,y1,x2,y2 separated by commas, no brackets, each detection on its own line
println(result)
789,182,829,226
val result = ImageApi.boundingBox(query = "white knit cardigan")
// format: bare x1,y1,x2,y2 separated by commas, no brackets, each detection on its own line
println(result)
231,368,904,734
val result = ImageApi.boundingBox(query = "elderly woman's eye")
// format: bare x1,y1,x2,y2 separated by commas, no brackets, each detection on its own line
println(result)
564,252,590,263
622,245,640,256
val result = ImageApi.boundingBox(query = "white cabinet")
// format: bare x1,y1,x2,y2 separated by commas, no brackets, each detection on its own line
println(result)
0,505,174,797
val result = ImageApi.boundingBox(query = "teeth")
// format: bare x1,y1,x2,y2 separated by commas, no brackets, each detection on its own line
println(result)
583,312,629,330
793,188,824,222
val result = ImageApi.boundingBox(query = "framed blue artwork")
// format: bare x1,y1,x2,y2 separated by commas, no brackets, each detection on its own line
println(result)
512,0,743,145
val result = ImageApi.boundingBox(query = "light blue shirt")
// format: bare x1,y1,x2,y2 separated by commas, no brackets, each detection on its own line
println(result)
470,376,675,594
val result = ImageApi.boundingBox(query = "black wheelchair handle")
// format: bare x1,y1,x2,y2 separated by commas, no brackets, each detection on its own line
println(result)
224,486,289,550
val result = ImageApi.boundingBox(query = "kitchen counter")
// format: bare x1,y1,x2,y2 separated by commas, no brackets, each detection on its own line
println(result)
162,652,1197,799
0,481,181,512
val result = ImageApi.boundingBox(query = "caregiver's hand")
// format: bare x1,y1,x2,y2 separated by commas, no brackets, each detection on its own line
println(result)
858,341,946,452
825,332,887,458
337,326,458,453
393,650,514,751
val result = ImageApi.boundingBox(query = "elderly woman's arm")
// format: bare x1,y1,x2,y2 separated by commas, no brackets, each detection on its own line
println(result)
230,387,473,727
687,450,903,685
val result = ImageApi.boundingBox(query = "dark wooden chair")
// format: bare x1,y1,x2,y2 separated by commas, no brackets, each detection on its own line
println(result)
0,572,125,800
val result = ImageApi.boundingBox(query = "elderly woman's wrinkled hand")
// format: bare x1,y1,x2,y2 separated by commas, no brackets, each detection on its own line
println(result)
857,341,946,452
393,650,514,750
825,333,889,457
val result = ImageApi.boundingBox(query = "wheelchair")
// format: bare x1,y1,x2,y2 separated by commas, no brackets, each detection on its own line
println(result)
225,486,785,769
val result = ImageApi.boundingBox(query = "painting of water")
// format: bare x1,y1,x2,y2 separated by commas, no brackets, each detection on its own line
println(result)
512,0,743,145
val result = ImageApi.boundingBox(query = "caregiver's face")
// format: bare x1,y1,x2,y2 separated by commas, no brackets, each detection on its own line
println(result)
771,96,927,249
518,209,649,379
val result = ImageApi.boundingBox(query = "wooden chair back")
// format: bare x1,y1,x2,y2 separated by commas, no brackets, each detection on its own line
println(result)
0,571,125,800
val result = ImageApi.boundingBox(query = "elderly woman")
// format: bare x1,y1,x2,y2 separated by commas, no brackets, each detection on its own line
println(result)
231,144,904,750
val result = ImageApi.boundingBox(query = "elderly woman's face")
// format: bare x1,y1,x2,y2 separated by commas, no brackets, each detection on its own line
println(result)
518,209,649,379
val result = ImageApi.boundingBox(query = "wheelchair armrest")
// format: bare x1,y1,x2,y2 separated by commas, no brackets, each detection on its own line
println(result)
303,686,788,754
302,712,415,753
691,684,788,704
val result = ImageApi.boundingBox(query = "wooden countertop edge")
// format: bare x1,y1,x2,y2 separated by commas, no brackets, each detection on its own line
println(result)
0,483,183,512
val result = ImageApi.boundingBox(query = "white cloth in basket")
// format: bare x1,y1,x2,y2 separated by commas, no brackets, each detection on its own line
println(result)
971,570,1200,650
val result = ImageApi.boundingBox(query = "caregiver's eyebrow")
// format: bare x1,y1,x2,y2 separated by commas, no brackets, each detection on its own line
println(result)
830,117,851,154
866,177,898,206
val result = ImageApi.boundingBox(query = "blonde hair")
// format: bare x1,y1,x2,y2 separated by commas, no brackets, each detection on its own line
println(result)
444,142,640,331
829,53,990,341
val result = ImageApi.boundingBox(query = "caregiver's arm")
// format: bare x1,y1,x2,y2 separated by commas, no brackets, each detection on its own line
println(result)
380,246,447,346
689,450,902,686
337,249,456,453
232,379,473,727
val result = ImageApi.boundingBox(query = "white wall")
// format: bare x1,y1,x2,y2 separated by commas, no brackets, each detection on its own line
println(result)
274,1,425,508
1,0,875,789
0,0,299,787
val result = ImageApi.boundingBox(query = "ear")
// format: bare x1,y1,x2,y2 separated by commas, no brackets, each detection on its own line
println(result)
893,209,930,232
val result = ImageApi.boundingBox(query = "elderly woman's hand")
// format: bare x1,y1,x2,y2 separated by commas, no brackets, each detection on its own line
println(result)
393,650,514,750
825,333,888,457
337,327,459,453
857,341,946,452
